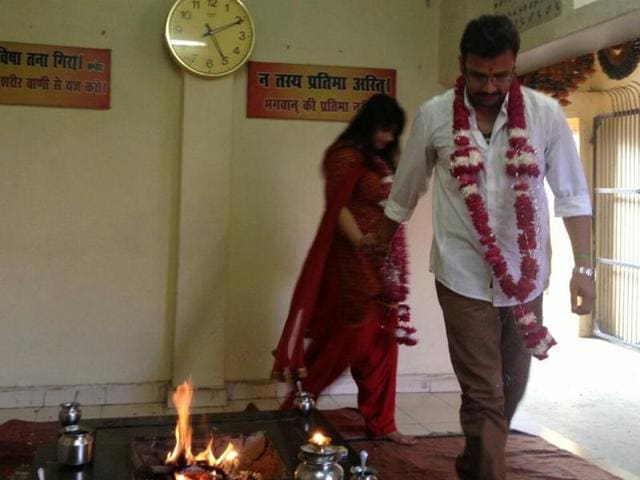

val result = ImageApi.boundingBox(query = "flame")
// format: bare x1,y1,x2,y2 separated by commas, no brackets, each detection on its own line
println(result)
194,438,238,466
165,380,195,464
309,431,331,446
165,379,238,471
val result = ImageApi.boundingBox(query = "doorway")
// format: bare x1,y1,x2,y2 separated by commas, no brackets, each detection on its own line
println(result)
593,103,640,349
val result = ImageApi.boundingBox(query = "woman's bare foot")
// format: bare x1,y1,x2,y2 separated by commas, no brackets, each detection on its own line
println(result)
378,430,418,445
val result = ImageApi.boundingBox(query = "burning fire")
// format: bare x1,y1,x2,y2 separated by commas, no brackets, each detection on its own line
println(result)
166,380,238,474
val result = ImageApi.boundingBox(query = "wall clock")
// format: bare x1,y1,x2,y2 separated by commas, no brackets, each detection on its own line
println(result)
165,0,255,78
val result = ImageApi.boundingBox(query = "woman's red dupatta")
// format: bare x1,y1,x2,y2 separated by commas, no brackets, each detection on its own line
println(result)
271,147,366,381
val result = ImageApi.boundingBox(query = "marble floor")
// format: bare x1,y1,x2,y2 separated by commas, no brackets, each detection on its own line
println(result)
513,335,640,480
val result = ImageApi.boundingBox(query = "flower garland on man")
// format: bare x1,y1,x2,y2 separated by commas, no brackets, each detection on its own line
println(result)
452,75,555,359
374,14,594,480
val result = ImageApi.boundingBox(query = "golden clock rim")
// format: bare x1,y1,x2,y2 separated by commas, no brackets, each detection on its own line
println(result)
164,0,255,78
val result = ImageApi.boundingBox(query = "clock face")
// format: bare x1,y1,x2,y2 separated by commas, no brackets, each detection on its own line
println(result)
165,0,255,77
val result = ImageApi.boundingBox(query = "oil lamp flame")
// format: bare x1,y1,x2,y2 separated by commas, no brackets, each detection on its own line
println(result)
309,432,331,446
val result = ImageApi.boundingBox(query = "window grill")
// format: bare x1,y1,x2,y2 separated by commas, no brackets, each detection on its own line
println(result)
592,83,640,349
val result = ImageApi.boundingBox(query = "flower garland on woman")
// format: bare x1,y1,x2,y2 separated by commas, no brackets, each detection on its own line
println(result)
380,221,417,346
451,75,556,359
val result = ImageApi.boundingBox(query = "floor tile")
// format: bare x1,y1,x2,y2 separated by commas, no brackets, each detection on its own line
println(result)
394,407,415,424
396,422,431,436
400,397,457,424
106,382,166,405
0,407,37,423
34,406,63,422
433,392,461,409
315,395,340,410
34,405,103,422
223,398,280,412
101,402,167,418
421,420,462,435
44,385,107,407
189,405,228,415
0,388,46,408
329,394,358,408
517,336,640,478
396,392,434,408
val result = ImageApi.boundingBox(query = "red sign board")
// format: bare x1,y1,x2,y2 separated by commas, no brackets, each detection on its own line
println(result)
247,61,396,122
0,41,111,109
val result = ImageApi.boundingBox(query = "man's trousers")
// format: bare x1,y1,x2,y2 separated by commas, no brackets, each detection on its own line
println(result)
436,281,543,480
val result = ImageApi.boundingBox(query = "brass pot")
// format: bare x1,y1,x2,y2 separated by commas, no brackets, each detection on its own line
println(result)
57,429,94,466
58,402,82,429
294,443,347,480
293,380,316,416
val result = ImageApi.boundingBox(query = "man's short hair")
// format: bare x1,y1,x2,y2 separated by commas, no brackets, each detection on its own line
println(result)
460,15,520,59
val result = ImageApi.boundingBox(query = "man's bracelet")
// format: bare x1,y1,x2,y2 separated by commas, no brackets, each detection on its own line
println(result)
574,252,592,262
573,266,595,278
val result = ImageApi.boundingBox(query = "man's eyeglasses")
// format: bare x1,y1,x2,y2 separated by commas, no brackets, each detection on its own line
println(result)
465,70,514,86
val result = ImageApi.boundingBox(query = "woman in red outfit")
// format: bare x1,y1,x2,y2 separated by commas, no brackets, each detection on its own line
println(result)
271,94,417,445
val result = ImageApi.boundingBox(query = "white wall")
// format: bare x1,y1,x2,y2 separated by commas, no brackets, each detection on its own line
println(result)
0,0,453,405
3,0,636,407
0,0,180,389
225,0,452,383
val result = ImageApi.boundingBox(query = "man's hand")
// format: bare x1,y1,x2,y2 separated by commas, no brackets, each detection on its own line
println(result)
371,216,400,252
570,273,595,315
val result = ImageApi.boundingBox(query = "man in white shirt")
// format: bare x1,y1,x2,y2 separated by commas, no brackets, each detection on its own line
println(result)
373,14,595,480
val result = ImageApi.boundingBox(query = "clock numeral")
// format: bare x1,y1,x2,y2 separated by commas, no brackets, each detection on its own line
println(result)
238,31,245,40
192,0,201,9
206,58,215,68
187,54,197,65
235,15,244,24
233,46,240,55
208,0,217,6
180,10,191,19
222,56,229,65
225,3,230,12
173,25,183,34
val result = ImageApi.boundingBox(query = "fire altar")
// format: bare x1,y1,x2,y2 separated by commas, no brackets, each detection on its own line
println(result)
30,408,358,479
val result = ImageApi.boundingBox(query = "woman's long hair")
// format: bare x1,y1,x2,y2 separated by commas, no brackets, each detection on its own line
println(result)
335,94,405,171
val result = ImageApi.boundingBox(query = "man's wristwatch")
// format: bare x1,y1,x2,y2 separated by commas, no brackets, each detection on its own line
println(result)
573,266,595,278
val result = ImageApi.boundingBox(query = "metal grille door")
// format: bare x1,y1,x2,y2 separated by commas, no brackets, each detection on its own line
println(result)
593,108,640,348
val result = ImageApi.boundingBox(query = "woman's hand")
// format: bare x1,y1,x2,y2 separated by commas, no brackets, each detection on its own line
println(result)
359,232,377,248
360,232,387,254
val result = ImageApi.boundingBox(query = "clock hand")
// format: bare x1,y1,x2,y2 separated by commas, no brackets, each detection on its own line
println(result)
209,33,226,60
209,17,243,35
203,22,227,61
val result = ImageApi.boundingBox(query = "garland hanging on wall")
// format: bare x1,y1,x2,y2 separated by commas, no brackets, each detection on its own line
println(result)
597,39,640,80
518,53,596,106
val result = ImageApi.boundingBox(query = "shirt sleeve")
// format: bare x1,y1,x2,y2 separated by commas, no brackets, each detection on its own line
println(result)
385,106,433,222
544,103,592,217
